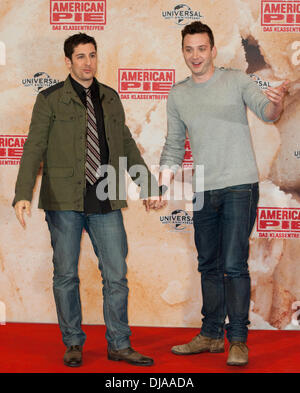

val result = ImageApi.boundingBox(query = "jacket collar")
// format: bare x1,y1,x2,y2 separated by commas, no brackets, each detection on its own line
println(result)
60,75,105,105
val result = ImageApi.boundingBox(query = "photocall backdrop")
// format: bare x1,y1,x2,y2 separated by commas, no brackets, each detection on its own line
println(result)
0,0,300,331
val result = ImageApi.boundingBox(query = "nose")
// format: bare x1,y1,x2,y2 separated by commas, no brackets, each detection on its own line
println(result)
191,50,200,59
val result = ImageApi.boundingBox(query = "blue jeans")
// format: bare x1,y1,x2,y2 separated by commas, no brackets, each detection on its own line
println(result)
45,209,131,350
193,183,259,343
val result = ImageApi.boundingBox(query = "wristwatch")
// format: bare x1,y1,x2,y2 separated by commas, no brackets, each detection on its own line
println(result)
159,185,168,195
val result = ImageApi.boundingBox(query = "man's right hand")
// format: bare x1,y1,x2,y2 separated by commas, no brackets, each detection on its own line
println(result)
14,200,31,228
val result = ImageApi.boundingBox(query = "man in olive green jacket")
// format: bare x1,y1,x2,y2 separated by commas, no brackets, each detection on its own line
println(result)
13,33,161,367
13,63,155,213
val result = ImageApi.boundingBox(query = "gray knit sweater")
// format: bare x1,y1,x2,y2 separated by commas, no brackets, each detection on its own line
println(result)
160,67,274,191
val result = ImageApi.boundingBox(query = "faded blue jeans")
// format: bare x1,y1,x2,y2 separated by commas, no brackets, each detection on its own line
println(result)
193,183,259,343
45,209,131,350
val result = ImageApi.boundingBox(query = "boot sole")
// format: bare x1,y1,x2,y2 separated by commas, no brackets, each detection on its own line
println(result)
227,361,248,366
63,360,82,367
107,354,154,366
171,348,224,355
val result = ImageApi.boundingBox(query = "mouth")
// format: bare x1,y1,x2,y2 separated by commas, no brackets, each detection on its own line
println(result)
192,62,202,67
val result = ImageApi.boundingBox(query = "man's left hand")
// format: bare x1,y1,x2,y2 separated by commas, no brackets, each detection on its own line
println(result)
264,80,290,121
265,80,290,105
143,197,167,211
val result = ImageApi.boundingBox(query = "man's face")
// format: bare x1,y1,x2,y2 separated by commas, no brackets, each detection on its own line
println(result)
65,43,97,86
182,33,216,82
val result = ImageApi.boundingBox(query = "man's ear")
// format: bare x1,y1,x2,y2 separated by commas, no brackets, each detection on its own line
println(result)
65,56,72,70
212,46,217,59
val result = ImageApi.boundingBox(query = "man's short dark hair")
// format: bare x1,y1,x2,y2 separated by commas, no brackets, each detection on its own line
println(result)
64,33,97,60
181,21,215,49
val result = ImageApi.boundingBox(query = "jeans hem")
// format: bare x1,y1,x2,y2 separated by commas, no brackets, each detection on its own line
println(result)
200,330,224,340
228,337,247,343
64,340,86,347
108,339,131,351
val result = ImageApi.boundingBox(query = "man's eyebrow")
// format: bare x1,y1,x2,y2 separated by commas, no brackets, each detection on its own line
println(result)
184,45,207,48
75,51,97,56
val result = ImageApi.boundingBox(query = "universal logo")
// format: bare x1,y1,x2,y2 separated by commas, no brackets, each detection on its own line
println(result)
160,209,193,232
250,74,284,90
22,72,60,94
162,4,203,26
250,74,271,90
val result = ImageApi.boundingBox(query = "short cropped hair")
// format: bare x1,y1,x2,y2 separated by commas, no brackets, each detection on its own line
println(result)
64,33,97,60
181,21,215,49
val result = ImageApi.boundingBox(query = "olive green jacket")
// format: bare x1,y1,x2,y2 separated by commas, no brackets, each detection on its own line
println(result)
13,76,158,211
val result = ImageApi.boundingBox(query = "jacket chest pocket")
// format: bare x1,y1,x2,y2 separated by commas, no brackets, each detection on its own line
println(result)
47,113,79,166
53,113,77,122
50,112,78,142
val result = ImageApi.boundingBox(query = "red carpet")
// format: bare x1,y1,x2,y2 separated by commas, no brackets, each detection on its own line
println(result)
0,323,299,373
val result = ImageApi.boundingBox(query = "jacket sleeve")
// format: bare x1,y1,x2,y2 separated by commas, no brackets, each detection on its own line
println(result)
119,101,159,198
12,93,52,206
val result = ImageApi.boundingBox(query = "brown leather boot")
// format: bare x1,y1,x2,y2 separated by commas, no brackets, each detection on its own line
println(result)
107,347,154,366
63,345,83,367
171,334,224,355
227,342,248,366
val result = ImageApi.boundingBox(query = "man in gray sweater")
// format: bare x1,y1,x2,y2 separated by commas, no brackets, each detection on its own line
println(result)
159,21,288,366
